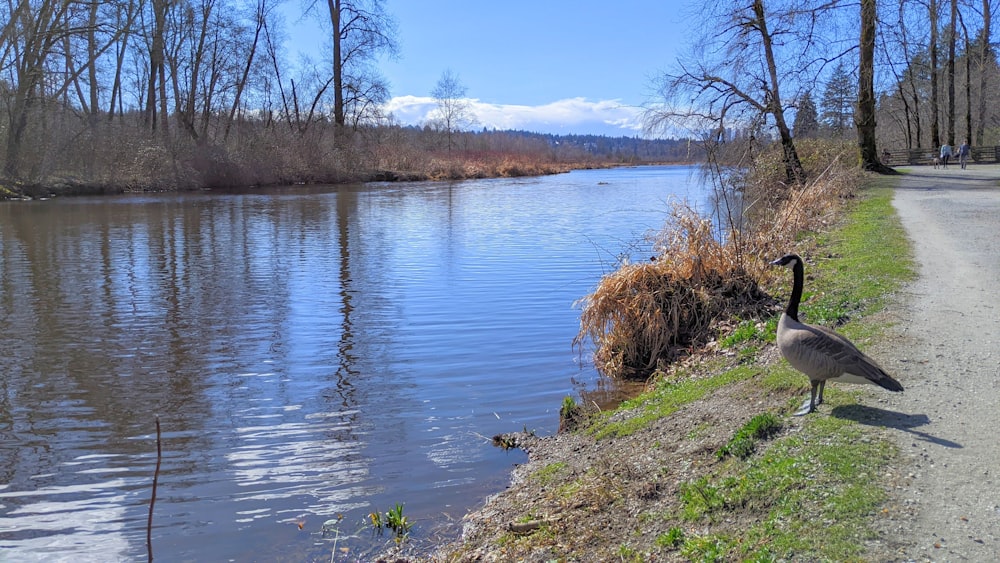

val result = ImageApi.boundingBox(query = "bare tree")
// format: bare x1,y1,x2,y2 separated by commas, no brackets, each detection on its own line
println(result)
145,0,170,133
946,0,958,146
646,0,830,184
107,0,139,120
887,0,926,148
224,0,269,141
930,0,941,148
857,0,891,172
975,0,993,144
957,8,972,145
430,69,477,152
2,0,78,178
322,0,397,128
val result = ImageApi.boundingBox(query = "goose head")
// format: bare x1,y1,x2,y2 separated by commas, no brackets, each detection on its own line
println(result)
770,253,801,269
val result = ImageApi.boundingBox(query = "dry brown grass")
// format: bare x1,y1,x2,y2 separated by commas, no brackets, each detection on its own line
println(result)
416,153,573,181
576,141,863,379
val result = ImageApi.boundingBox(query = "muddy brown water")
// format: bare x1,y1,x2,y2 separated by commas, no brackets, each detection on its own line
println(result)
0,166,715,560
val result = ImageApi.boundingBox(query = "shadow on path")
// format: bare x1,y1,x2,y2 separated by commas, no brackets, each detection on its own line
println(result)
831,404,963,449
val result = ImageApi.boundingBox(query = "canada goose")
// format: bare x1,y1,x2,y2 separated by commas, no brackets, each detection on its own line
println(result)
771,253,903,415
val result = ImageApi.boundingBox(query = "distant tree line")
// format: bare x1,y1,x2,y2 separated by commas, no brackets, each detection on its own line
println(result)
0,0,404,192
2,0,696,197
646,0,998,179
876,0,999,150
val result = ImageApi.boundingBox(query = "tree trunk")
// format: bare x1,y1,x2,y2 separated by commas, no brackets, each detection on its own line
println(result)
958,11,971,145
946,0,957,146
225,2,266,142
752,0,804,184
108,1,137,120
145,0,168,132
930,0,940,148
976,0,992,145
897,1,923,148
180,1,215,143
87,0,100,122
327,0,345,127
857,0,891,173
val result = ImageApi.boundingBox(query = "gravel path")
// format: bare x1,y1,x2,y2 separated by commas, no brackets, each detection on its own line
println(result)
871,164,1000,561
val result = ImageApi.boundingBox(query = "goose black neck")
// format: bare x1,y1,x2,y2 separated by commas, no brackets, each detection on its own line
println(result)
786,259,803,321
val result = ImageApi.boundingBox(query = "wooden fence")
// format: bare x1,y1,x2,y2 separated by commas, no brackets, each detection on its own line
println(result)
882,145,1000,166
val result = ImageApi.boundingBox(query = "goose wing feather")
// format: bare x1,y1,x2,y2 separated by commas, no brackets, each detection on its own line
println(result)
777,315,904,392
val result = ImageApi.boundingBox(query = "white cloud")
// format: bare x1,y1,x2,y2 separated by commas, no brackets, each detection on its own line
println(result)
382,95,645,136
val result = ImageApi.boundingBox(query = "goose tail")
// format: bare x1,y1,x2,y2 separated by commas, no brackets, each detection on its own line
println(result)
873,371,904,392
854,359,904,392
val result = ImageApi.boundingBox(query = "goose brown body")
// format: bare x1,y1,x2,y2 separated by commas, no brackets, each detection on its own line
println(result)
771,254,903,415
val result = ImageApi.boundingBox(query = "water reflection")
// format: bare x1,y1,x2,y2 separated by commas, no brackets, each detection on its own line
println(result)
0,166,711,560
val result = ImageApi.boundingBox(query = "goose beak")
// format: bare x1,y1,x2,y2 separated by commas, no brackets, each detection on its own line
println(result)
769,257,782,266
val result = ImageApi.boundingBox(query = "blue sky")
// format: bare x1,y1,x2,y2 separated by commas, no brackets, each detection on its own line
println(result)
284,1,691,137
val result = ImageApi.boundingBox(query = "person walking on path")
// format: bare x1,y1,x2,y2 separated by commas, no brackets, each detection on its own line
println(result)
959,140,971,169
940,143,953,168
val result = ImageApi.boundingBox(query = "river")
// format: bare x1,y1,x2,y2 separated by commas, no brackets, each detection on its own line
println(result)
0,165,716,561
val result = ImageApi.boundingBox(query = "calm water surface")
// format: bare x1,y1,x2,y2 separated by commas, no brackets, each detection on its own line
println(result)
0,166,713,561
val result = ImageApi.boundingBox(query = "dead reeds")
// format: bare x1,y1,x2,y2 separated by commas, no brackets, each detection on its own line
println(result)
576,141,862,380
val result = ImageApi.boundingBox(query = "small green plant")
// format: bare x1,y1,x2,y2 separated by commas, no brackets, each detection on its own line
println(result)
369,503,412,543
533,462,567,486
655,526,685,549
679,476,725,519
385,502,412,540
559,395,583,432
720,319,761,348
680,534,730,561
617,543,643,561
560,395,577,417
716,412,782,460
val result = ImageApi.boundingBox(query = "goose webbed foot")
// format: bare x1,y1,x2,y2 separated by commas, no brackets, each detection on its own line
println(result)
794,397,815,416
794,381,822,416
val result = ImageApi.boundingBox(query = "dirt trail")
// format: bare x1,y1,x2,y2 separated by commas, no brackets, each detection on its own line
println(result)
869,164,1000,561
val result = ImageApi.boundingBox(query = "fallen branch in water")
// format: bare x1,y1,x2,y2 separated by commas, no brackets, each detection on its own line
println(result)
147,417,162,562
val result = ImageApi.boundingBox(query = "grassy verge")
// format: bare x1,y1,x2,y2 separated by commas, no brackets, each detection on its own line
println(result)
597,179,914,560
675,180,912,559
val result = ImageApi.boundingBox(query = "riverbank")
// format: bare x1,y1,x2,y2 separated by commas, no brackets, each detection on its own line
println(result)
0,156,586,200
374,174,919,561
1,126,695,201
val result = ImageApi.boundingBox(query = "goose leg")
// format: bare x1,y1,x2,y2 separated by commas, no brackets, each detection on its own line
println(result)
794,381,820,416
815,380,826,406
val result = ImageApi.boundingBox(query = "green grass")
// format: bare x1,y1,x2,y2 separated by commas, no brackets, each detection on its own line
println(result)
590,365,762,439
804,183,915,321
673,414,897,560
531,462,567,486
716,412,782,460
668,181,915,560
590,181,915,561
720,319,763,348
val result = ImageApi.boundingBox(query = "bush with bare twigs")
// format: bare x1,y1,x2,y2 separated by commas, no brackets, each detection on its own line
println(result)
575,140,863,379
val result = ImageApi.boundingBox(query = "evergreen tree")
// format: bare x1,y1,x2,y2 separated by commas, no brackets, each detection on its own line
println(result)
793,91,820,138
821,62,856,136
